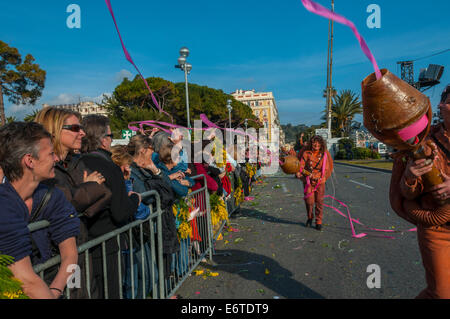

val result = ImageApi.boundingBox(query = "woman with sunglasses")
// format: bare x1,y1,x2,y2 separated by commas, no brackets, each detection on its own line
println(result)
34,107,112,299
390,85,450,299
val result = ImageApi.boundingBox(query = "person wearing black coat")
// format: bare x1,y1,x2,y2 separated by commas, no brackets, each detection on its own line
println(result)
127,135,180,280
79,115,140,299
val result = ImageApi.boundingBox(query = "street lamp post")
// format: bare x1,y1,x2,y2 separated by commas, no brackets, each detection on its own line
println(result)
227,99,233,145
175,47,192,129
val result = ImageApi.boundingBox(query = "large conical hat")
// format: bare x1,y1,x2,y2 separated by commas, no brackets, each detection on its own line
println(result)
362,69,432,151
280,155,301,175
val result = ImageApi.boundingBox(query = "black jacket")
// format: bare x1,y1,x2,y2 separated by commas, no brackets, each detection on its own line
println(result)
43,153,112,219
78,149,139,240
129,162,179,255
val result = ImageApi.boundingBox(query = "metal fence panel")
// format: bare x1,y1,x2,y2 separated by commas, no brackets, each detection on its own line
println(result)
28,171,247,299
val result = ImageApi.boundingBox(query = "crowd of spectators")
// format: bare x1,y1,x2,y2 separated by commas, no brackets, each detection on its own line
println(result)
0,107,259,299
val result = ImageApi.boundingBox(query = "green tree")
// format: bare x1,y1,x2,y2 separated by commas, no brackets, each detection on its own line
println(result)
102,76,259,131
6,116,16,123
23,109,40,122
0,41,46,126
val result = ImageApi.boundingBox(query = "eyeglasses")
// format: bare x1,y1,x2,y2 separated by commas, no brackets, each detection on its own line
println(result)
62,124,84,132
105,134,114,139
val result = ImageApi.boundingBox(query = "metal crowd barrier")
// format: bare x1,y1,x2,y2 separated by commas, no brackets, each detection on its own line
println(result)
31,190,164,299
28,169,251,299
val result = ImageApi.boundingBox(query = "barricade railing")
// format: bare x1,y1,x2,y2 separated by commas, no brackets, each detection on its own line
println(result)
28,168,252,299
164,174,213,298
31,190,165,299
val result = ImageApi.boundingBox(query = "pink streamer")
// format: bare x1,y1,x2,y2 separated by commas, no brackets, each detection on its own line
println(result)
105,0,174,121
128,114,281,166
323,195,417,239
301,0,382,80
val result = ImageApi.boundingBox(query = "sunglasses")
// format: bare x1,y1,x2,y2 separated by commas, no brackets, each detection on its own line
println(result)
104,133,114,139
62,124,84,132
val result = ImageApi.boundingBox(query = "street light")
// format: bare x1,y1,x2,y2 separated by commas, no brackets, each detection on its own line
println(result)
227,99,233,144
175,47,192,129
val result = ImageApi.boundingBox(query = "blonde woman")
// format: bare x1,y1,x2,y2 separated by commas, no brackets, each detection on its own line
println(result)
34,107,111,217
34,107,112,299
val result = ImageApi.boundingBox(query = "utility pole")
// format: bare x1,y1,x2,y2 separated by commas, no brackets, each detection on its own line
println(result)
325,0,334,138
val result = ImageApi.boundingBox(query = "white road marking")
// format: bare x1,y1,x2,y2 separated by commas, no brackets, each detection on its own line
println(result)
349,179,375,190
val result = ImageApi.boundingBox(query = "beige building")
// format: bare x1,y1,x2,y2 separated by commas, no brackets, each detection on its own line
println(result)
42,101,109,117
231,89,284,148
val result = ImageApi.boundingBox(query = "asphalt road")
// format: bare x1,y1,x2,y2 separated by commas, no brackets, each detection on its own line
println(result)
176,163,426,299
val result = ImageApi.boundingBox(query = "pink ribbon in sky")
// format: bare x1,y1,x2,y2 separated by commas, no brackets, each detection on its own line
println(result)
300,0,382,80
105,0,174,121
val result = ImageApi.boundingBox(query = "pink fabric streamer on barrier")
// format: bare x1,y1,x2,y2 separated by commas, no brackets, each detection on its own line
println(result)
300,0,382,80
105,0,173,121
128,114,280,165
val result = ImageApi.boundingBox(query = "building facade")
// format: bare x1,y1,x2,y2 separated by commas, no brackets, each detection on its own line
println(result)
231,89,284,149
42,101,109,117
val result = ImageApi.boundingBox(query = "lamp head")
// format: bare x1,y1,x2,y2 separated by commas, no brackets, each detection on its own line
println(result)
179,47,190,58
185,63,192,73
178,56,186,66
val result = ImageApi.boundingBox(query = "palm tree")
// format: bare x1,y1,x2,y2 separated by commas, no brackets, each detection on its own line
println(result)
6,116,17,123
23,109,40,122
331,90,362,137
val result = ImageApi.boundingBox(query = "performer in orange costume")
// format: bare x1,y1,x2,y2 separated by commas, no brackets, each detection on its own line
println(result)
296,135,333,231
390,85,450,299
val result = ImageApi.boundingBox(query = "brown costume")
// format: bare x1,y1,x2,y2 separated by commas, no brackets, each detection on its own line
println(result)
299,149,333,225
390,123,450,299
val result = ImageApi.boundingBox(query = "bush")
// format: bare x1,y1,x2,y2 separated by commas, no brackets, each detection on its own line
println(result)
338,138,355,151
335,150,346,160
353,148,381,160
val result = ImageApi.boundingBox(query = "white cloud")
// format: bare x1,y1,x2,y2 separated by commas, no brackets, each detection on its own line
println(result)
5,103,40,120
47,93,79,105
45,92,112,105
115,69,133,83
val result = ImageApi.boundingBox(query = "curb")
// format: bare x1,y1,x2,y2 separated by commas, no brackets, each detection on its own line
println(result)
334,161,392,174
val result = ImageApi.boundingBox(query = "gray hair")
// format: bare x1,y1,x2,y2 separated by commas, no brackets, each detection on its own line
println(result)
0,122,51,182
81,115,110,153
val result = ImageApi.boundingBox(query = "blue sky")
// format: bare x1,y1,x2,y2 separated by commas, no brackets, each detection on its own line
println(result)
1,0,449,126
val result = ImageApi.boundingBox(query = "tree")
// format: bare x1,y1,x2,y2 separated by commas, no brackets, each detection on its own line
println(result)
328,90,362,137
23,109,40,122
6,116,17,124
102,76,259,131
0,41,46,126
